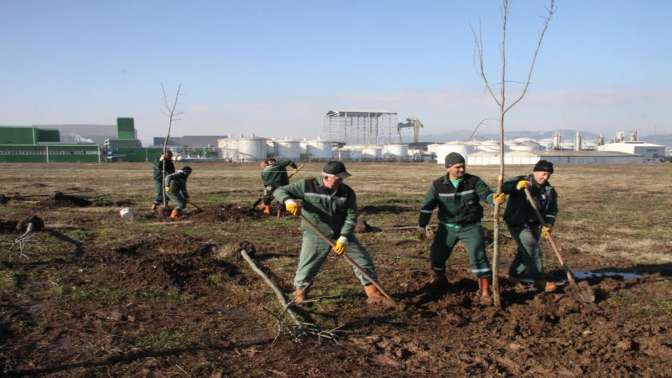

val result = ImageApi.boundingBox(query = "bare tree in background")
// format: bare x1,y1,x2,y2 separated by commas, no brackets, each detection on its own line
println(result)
161,84,183,207
472,0,556,307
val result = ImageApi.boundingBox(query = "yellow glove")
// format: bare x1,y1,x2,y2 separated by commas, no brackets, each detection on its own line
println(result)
285,199,300,216
164,186,171,193
493,192,508,205
516,180,530,191
160,154,165,161
541,225,552,239
332,236,348,255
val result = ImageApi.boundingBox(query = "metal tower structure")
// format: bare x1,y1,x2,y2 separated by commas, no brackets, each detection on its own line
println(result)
322,110,398,145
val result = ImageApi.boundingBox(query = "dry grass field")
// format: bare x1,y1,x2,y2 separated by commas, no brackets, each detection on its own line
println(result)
1,162,671,376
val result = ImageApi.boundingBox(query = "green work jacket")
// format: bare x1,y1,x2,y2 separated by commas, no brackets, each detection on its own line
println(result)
261,160,297,188
274,178,357,239
418,173,494,228
165,171,189,198
502,174,558,227
152,157,175,181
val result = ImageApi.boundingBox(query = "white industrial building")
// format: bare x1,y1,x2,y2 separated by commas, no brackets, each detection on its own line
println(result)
597,141,666,161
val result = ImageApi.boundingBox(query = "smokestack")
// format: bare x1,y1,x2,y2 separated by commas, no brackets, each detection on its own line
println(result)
575,131,582,151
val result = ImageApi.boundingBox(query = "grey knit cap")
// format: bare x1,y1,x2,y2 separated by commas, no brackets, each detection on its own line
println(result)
444,152,466,167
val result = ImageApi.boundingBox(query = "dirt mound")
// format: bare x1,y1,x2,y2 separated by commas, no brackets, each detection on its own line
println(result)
355,216,382,233
111,234,204,256
191,204,262,222
36,192,92,208
96,234,246,292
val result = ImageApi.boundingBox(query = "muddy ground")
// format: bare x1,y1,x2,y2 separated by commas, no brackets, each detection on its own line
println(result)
1,162,671,377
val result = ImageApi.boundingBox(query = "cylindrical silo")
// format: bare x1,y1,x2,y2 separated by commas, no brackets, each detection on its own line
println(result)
276,140,301,160
237,137,267,162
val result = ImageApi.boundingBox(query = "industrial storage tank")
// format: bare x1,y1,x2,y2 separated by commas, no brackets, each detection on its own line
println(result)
237,137,267,162
434,143,473,165
361,145,383,160
276,140,301,160
305,139,333,160
383,144,408,160
217,138,238,160
475,140,501,153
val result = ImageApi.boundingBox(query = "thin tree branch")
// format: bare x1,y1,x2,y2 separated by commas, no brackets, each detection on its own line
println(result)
471,23,502,107
504,0,556,114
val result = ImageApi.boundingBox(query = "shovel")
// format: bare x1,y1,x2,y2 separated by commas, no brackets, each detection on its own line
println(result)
523,187,595,303
298,213,397,306
287,164,305,180
187,200,204,214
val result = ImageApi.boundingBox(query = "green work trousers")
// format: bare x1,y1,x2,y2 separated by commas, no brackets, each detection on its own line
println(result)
153,180,169,205
430,223,491,278
508,225,544,279
294,229,377,290
166,191,187,210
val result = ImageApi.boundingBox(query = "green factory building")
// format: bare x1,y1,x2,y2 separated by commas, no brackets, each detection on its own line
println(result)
0,117,161,163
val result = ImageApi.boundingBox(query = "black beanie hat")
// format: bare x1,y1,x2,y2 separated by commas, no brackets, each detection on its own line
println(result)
444,152,466,167
533,160,554,173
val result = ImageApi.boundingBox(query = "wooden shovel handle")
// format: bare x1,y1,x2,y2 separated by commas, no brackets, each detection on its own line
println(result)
298,213,397,305
523,187,576,283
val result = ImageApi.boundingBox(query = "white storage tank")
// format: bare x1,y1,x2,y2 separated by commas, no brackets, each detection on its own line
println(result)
435,143,473,165
217,138,237,160
361,145,383,160
276,140,301,160
383,144,408,160
237,137,267,162
305,139,333,160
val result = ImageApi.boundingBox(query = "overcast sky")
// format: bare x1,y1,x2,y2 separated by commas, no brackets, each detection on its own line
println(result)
1,0,670,144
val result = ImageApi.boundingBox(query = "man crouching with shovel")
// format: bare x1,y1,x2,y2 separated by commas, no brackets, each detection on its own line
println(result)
274,161,394,307
501,159,558,292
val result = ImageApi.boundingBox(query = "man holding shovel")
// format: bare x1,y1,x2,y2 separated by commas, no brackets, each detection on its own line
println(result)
501,159,558,292
417,152,507,301
151,150,175,211
274,161,390,306
259,158,298,215
165,166,192,220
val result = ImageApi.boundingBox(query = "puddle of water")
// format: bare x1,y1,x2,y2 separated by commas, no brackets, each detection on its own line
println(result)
572,271,642,281
516,271,642,287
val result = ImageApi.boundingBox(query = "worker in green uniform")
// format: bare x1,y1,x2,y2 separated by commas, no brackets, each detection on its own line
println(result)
274,161,390,305
151,150,175,210
164,166,192,220
501,159,558,292
417,152,507,300
260,158,298,215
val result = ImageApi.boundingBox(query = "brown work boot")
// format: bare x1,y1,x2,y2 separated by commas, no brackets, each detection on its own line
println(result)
534,279,557,293
294,287,308,304
478,277,494,306
169,209,181,220
364,284,395,307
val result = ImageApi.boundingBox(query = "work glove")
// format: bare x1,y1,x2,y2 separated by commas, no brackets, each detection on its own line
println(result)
516,180,530,191
159,154,165,161
417,226,435,241
541,225,552,239
493,192,508,205
164,186,171,193
332,236,348,255
285,199,300,216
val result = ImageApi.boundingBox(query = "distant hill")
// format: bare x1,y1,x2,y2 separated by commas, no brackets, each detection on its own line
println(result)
640,134,672,148
421,129,600,143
